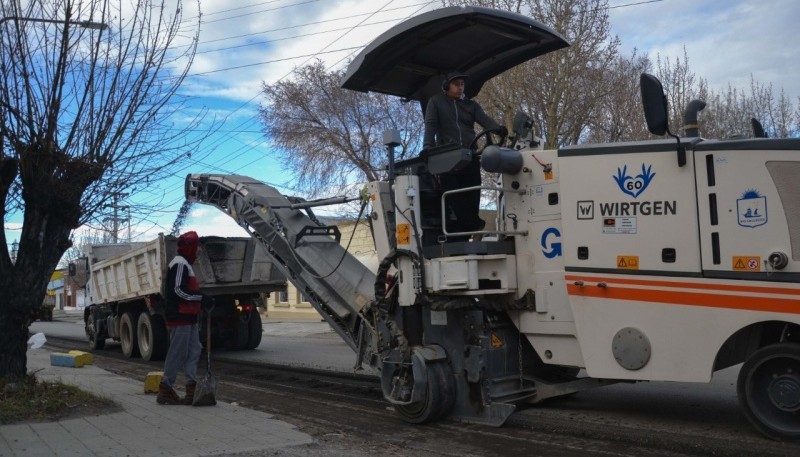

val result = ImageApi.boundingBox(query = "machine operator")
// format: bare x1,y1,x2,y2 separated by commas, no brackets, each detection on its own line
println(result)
423,71,506,237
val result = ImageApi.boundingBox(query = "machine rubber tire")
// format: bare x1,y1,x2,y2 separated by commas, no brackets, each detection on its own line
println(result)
120,312,141,358
87,312,106,350
138,313,169,361
246,312,263,350
737,342,800,441
395,361,456,424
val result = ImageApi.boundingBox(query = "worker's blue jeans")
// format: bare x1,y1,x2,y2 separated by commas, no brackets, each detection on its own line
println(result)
163,323,201,388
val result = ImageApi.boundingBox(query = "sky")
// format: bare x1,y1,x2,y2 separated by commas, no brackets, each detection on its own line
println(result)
4,0,800,253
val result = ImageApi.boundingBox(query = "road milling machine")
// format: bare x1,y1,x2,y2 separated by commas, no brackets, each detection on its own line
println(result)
185,6,800,440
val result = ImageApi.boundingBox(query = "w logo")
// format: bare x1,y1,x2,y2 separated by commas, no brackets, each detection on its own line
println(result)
577,201,594,220
614,164,656,199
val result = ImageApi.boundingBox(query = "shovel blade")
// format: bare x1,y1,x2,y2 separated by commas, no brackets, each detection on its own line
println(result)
192,374,217,406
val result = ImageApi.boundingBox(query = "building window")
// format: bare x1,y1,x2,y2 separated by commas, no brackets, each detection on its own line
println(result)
278,290,288,303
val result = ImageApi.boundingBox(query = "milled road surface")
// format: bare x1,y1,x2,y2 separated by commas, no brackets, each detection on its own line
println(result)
31,316,800,456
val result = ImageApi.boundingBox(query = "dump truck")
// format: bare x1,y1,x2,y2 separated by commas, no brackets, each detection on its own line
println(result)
32,294,55,322
83,233,286,360
185,6,800,441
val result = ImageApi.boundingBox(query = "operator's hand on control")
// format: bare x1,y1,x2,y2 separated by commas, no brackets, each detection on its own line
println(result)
201,293,215,312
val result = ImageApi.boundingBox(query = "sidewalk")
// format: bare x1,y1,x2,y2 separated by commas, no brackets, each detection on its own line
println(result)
0,349,313,457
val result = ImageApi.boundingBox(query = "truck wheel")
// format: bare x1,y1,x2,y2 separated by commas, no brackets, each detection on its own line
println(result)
120,312,141,358
246,311,263,350
737,342,800,440
138,313,169,361
87,313,106,350
396,361,455,424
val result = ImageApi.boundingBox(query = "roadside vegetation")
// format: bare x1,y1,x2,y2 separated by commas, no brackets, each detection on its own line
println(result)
0,373,118,424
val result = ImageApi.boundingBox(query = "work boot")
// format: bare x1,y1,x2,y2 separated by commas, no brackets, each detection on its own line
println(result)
156,382,182,405
184,381,197,405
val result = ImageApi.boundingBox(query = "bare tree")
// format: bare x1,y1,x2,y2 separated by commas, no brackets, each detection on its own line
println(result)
664,72,799,140
695,83,749,139
653,48,702,135
586,49,652,143
0,0,202,379
746,78,797,138
259,60,423,197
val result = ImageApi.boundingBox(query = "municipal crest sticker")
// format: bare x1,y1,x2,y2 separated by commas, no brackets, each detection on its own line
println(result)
737,189,767,228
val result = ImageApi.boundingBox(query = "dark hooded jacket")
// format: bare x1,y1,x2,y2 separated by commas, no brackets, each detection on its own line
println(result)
164,231,203,326
423,93,499,149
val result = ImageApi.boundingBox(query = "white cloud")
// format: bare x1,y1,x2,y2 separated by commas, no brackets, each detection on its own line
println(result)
609,0,800,100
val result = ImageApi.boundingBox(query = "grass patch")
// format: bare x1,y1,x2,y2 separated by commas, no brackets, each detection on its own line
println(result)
0,373,119,425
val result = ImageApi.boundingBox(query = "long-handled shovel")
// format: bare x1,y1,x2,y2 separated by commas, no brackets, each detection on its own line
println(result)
193,309,217,406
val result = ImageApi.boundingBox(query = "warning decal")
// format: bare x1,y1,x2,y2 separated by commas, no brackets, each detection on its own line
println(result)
491,334,504,348
617,255,639,270
397,223,410,245
733,256,761,271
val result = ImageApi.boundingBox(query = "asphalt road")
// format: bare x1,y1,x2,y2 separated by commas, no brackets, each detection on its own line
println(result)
29,315,800,456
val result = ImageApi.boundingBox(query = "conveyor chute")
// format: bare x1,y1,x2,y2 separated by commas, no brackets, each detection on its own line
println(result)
185,174,376,352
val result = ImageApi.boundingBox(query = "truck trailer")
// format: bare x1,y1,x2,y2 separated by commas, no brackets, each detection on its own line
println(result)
185,6,800,440
83,233,285,360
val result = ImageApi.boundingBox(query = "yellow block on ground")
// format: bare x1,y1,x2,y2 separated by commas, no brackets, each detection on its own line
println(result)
68,350,93,366
145,371,164,394
50,352,86,368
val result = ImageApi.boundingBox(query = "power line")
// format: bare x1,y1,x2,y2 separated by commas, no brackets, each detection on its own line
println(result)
128,2,439,230
323,0,436,72
606,0,665,11
199,0,322,25
194,18,401,56
275,0,396,81
186,0,286,20
169,2,433,189
170,1,432,59
189,46,363,76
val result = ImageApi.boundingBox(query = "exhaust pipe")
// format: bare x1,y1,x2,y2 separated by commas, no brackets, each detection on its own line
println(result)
682,99,706,137
751,118,767,138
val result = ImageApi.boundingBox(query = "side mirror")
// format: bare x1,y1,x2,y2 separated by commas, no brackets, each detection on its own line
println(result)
640,73,687,167
640,73,669,136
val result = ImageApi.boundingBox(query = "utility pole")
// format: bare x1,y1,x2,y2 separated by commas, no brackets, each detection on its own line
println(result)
112,193,119,243
105,192,129,243
10,240,18,264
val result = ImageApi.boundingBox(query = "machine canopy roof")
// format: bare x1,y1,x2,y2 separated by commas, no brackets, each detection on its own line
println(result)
341,5,569,110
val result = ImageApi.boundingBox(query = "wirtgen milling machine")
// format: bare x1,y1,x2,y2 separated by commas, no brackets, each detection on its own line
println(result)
186,6,800,441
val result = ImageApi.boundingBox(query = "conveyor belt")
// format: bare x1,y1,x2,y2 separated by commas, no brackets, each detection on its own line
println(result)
185,174,376,352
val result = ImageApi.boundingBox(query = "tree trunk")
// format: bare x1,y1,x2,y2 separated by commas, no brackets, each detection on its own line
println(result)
0,287,31,379
0,206,73,379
